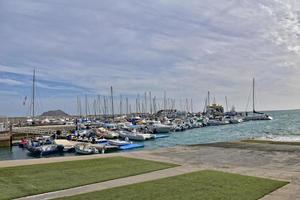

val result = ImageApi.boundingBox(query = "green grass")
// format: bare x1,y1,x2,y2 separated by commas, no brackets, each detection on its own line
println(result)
0,157,176,200
58,170,288,200
242,139,300,146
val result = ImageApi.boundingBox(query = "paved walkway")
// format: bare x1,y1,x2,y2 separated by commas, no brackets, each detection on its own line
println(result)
0,141,299,200
15,165,199,200
131,142,300,200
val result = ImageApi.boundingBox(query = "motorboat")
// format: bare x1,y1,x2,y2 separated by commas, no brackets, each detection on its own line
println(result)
148,121,171,133
75,143,99,155
118,130,150,141
108,139,132,146
26,140,63,156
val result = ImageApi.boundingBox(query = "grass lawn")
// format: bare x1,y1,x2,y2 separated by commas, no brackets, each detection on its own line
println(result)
242,139,300,146
58,170,288,200
0,157,176,200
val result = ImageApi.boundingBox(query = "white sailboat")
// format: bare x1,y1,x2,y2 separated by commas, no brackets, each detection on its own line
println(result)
243,78,273,121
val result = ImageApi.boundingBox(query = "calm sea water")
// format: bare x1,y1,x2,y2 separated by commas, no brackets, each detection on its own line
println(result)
1,110,300,161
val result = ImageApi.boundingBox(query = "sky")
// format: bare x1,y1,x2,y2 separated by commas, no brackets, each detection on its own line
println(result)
0,0,300,116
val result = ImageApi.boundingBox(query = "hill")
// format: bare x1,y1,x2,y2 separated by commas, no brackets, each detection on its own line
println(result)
41,110,70,117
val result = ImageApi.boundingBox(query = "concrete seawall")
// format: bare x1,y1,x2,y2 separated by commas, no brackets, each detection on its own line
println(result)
0,131,12,147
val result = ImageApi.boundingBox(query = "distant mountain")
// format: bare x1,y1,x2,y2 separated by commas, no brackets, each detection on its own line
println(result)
41,110,70,117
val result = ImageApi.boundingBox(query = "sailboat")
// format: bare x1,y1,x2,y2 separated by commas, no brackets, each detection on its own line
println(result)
26,69,37,126
243,78,273,121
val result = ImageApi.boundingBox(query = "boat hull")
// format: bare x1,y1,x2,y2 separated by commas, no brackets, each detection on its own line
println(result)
243,115,273,121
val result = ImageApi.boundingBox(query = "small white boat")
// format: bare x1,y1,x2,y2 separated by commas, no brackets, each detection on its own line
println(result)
108,139,132,146
148,121,171,133
75,143,99,155
118,130,149,141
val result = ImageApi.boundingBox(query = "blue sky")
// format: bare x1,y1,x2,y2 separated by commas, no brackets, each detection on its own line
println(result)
0,0,300,116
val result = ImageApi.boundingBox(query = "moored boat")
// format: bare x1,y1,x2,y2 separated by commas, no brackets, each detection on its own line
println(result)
26,142,63,156
148,121,171,133
107,139,132,146
243,78,273,121
75,143,99,155
118,130,149,141
243,114,272,121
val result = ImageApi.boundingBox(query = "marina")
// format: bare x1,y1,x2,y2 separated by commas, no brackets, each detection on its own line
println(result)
1,1,300,199
1,73,284,160
1,109,299,160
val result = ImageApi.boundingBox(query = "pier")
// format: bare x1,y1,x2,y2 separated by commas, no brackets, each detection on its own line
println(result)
12,125,76,141
0,125,76,147
12,125,76,135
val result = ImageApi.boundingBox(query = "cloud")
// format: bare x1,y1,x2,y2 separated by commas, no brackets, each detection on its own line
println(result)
0,64,32,76
0,0,300,116
0,78,24,86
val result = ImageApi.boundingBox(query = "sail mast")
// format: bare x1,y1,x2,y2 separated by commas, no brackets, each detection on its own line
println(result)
149,91,152,114
207,91,210,106
225,96,229,113
85,94,88,117
110,86,114,120
253,78,255,113
32,69,35,124
163,90,166,111
126,97,128,115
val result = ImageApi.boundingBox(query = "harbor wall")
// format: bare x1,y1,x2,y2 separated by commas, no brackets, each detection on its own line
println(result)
0,131,12,147
12,125,76,140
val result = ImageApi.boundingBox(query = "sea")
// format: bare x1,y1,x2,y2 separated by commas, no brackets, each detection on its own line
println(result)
1,109,300,161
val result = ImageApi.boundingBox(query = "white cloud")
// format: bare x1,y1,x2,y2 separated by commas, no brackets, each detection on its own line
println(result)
0,0,300,115
0,78,24,86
